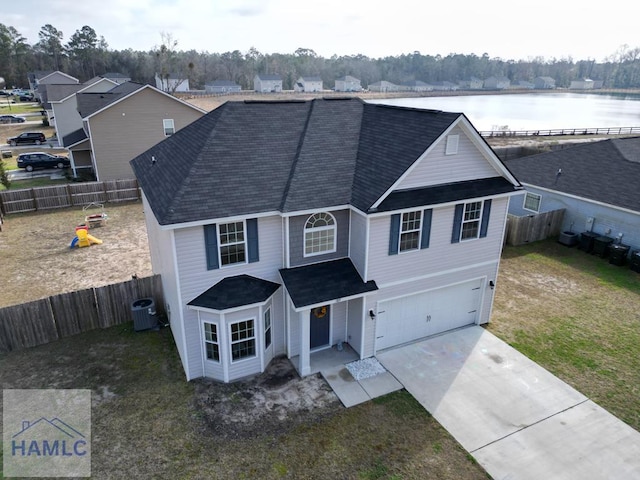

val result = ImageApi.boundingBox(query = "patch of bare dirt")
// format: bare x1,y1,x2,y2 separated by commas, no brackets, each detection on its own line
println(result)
0,202,152,307
193,356,341,439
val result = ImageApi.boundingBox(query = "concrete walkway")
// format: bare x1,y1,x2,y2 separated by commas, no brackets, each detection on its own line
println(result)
376,326,640,480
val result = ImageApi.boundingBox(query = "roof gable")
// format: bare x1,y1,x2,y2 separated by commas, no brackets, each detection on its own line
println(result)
132,99,518,226
506,137,640,212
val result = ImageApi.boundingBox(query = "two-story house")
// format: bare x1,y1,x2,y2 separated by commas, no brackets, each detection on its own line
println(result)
334,76,362,92
65,81,205,180
131,98,522,383
254,74,283,93
294,76,323,92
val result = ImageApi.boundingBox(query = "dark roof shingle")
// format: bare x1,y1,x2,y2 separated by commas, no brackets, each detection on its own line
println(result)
187,275,280,310
506,137,640,212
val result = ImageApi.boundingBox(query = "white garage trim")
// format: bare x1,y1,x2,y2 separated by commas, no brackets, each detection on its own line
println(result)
375,278,485,352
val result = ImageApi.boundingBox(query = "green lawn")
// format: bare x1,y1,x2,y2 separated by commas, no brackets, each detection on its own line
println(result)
0,101,43,115
489,240,640,431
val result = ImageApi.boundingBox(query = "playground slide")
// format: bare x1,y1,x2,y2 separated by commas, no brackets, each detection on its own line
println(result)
70,228,102,248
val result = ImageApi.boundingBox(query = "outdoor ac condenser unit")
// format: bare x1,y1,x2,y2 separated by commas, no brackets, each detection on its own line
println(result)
131,298,157,331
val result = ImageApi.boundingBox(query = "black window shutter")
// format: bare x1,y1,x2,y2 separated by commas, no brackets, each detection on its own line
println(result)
480,199,492,238
204,224,219,270
451,204,463,243
420,209,432,249
247,218,259,263
389,214,400,255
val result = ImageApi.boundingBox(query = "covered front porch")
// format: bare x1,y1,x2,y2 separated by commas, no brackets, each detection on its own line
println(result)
279,258,378,377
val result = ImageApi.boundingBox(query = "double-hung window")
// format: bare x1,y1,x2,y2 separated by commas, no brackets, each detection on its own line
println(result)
219,221,246,266
230,320,256,361
400,211,422,252
163,119,175,136
304,212,336,256
203,323,220,362
204,219,258,270
461,201,483,240
451,199,492,243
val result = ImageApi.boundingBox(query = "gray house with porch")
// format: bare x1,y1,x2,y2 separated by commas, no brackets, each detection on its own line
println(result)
131,98,522,383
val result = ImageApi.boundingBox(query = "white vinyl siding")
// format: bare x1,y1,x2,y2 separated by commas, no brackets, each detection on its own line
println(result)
349,210,367,278
174,215,284,380
367,198,509,285
395,127,500,190
346,297,364,357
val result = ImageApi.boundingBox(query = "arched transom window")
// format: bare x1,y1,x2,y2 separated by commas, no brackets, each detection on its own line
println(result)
304,212,336,256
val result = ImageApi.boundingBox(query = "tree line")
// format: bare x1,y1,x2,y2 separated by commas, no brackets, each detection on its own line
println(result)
2,23,640,91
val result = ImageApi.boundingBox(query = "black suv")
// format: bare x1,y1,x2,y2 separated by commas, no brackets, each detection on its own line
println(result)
17,152,70,171
6,132,46,146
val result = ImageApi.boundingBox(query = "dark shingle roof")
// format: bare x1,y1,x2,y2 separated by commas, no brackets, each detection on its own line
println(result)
131,98,503,226
376,177,517,212
187,275,280,310
47,84,84,102
76,82,146,118
255,74,282,81
279,258,378,308
506,137,640,212
62,128,88,147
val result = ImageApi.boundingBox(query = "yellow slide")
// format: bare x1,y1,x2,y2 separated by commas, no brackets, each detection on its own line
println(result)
75,228,102,247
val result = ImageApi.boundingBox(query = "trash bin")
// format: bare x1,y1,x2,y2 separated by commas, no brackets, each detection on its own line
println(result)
578,231,599,253
608,244,630,266
592,236,614,257
630,251,640,273
131,298,158,331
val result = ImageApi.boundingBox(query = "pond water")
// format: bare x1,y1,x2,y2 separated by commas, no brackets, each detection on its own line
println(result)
368,92,640,132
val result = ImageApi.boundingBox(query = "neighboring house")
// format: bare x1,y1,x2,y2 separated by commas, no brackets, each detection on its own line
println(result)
534,76,556,89
66,82,205,180
458,77,484,90
507,137,640,251
334,76,362,92
517,80,535,89
570,78,595,90
483,76,511,90
102,72,131,84
205,80,242,94
430,81,459,91
28,71,79,100
369,81,400,93
130,98,522,383
254,74,283,93
155,73,190,93
399,80,432,92
294,76,323,92
48,77,117,147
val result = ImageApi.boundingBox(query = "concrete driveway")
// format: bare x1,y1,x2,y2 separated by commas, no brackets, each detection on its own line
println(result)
377,326,640,480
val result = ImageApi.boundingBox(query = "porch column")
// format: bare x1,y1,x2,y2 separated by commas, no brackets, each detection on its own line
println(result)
299,309,311,376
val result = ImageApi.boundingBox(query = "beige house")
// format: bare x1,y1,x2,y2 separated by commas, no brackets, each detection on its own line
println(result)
68,82,205,180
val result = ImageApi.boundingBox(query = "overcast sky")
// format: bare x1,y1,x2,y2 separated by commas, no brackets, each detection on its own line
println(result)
6,0,639,61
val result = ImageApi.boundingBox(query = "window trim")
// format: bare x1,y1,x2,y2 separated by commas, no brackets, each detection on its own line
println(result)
523,192,542,213
264,307,272,350
303,212,337,257
218,220,248,268
229,318,257,363
398,210,422,253
460,201,483,242
163,118,175,136
203,321,220,363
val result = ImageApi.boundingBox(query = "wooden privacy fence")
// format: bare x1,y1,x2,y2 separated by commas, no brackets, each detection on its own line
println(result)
0,275,164,354
505,209,565,246
0,179,140,215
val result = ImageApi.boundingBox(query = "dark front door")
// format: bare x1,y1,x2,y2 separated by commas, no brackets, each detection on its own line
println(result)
310,305,330,349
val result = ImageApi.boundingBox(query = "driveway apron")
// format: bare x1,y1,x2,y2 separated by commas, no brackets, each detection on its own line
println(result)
376,326,640,480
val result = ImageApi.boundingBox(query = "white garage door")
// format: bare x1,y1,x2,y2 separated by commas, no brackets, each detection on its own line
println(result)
375,279,483,351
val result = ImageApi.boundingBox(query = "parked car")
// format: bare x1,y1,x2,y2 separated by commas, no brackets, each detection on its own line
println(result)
0,114,26,124
16,152,70,171
19,94,35,102
6,132,46,146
